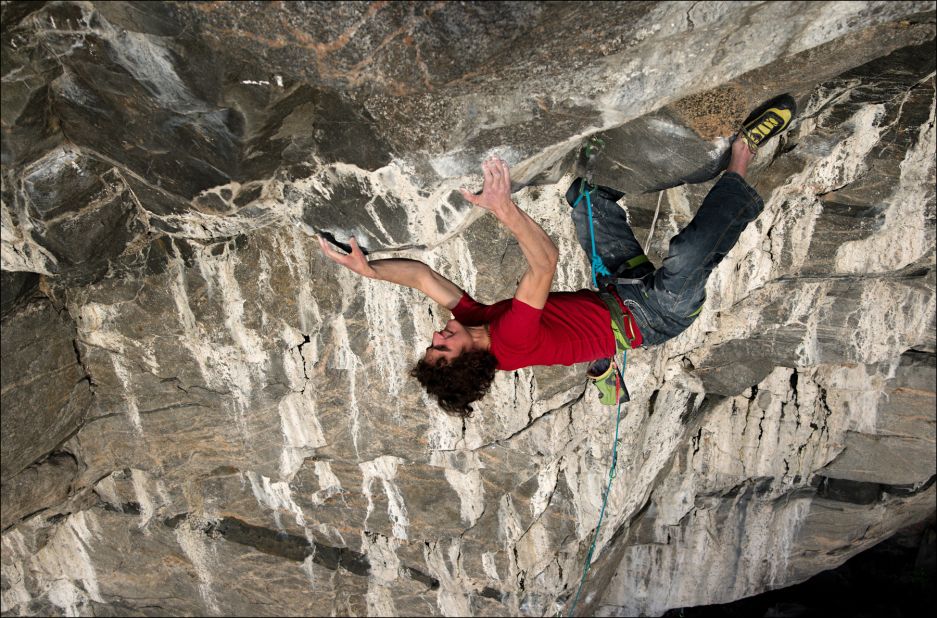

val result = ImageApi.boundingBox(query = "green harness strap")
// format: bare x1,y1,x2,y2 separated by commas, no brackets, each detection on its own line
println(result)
598,291,634,354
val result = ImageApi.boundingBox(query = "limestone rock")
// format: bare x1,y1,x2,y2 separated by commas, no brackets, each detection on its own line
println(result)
1,300,90,483
0,453,79,531
1,2,935,617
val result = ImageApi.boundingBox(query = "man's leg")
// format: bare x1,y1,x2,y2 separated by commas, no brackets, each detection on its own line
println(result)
564,178,656,283
650,138,761,317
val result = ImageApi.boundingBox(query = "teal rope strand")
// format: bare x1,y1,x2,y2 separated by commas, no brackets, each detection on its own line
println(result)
565,176,628,615
585,189,611,285
567,349,626,617
571,181,611,289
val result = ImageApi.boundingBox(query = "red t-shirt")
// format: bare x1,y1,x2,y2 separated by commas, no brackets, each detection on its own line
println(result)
451,290,615,371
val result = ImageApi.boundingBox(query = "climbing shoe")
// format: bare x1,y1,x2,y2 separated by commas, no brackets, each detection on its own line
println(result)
587,357,629,405
739,93,797,154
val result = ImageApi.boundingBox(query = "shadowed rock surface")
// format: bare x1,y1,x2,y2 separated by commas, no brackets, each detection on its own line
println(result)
1,2,935,616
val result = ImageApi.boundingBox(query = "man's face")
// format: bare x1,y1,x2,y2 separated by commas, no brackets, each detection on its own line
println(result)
424,319,472,365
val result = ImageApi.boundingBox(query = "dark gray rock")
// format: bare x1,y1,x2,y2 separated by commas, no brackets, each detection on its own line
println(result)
0,299,90,483
1,2,935,617
820,432,936,485
0,452,78,530
21,151,147,284
0,269,39,318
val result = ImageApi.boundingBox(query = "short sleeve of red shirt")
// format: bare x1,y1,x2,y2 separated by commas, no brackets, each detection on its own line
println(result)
451,293,490,326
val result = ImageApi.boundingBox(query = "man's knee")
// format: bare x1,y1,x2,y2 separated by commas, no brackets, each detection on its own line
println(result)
661,236,704,274
565,178,625,207
565,178,587,206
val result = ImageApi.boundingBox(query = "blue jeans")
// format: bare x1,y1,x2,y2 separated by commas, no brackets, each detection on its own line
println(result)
566,173,765,347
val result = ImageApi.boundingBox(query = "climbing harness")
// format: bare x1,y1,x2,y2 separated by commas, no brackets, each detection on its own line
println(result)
589,290,640,404
566,349,627,618
571,180,612,288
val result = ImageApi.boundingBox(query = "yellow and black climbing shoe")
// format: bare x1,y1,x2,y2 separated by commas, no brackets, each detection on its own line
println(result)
739,93,796,154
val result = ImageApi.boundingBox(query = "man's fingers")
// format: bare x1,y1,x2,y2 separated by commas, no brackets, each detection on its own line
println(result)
482,159,494,188
470,157,512,205
318,235,336,257
497,159,510,191
459,187,481,204
318,236,345,263
318,235,355,268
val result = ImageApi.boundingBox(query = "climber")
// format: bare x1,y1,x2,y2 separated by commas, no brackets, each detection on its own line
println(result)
318,95,796,417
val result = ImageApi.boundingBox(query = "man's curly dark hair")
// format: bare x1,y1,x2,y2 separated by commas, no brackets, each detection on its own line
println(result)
411,350,498,417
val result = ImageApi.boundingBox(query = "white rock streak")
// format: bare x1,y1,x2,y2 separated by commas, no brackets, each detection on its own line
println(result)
130,469,156,529
166,243,273,435
310,460,343,506
1,513,105,616
277,391,326,480
851,279,935,364
361,276,410,398
530,461,559,520
836,84,937,273
174,518,221,616
43,513,105,616
109,30,197,111
246,471,307,529
0,532,32,613
211,257,262,357
482,552,501,582
111,357,142,433
329,313,364,458
362,533,401,617
360,456,409,541
443,467,486,528
423,539,472,617
169,255,212,382
277,226,322,335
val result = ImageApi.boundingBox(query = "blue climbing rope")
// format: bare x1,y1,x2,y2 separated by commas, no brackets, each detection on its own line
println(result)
571,181,612,288
565,175,626,616
567,349,627,617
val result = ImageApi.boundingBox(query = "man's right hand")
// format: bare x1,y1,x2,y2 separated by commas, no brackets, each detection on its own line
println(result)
318,235,379,279
460,156,558,310
459,157,517,220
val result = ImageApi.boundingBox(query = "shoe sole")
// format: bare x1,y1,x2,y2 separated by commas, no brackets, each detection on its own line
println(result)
740,93,797,152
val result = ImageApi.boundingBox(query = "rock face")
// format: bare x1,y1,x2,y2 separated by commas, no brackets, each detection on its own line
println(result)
1,2,935,616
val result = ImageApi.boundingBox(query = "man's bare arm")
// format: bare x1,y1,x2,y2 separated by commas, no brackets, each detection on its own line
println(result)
460,157,558,309
371,259,464,309
318,236,464,309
